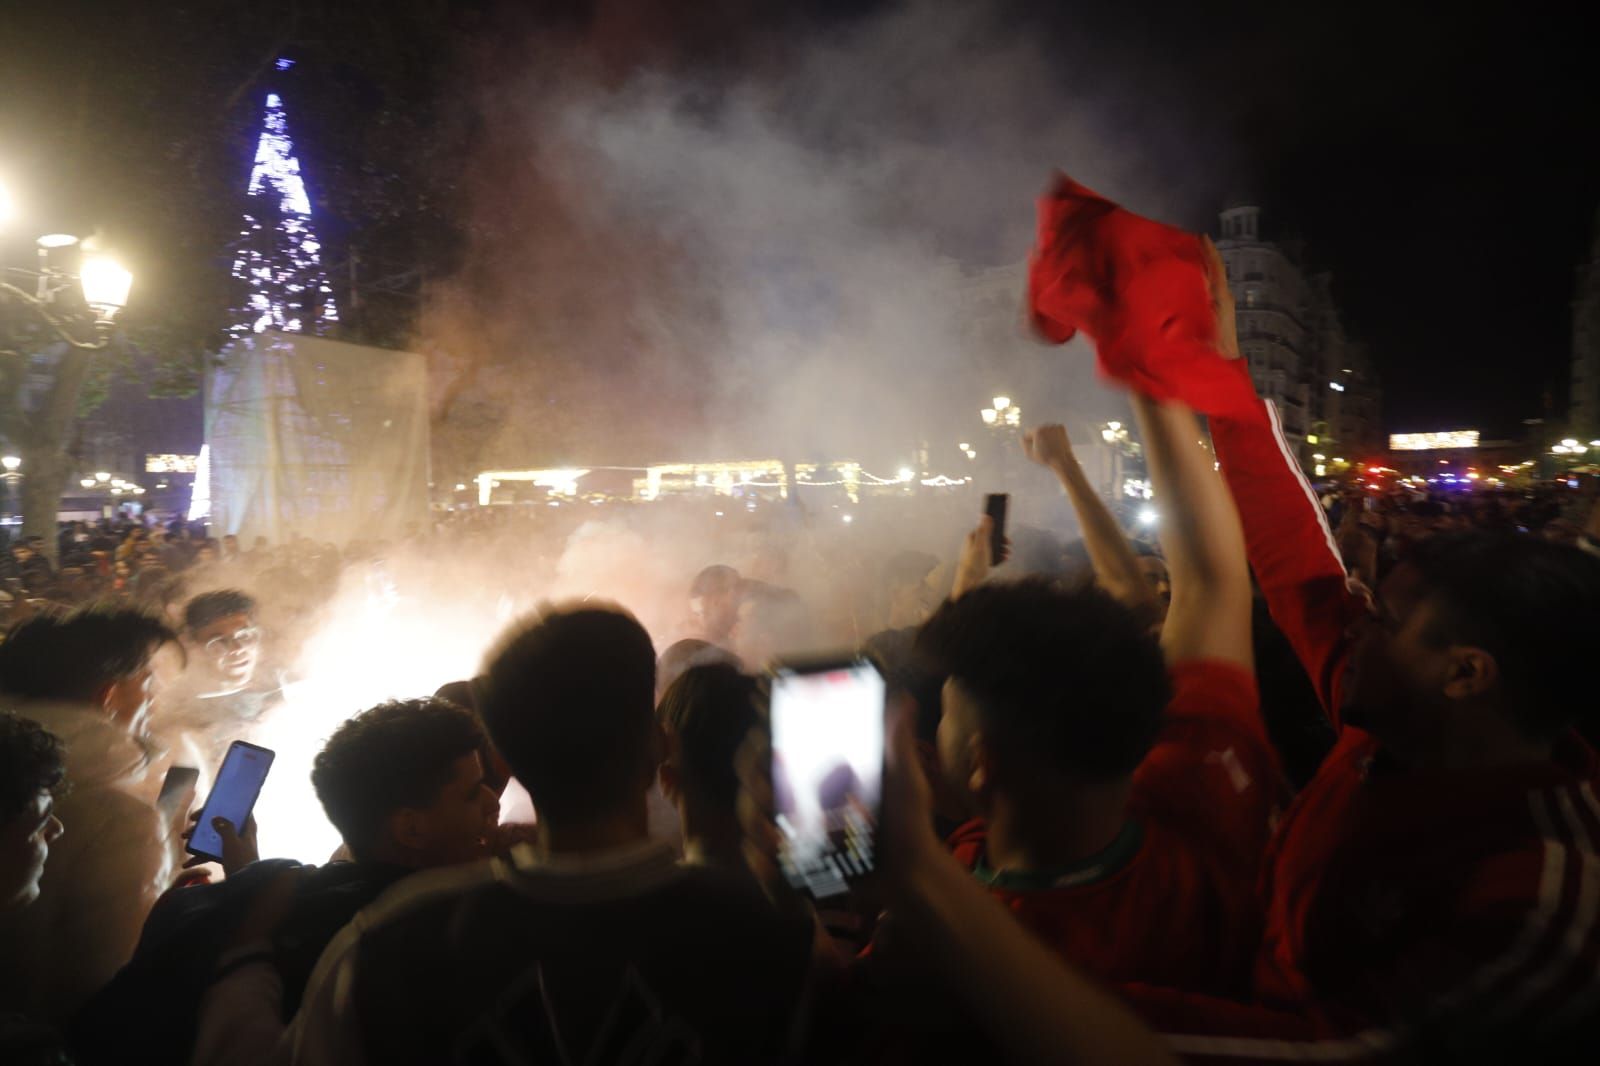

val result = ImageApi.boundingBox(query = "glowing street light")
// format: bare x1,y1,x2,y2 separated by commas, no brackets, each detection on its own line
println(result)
896,467,914,482
981,408,998,426
993,396,1011,412
79,256,134,320
36,233,78,249
94,471,110,482
79,478,95,488
0,456,18,472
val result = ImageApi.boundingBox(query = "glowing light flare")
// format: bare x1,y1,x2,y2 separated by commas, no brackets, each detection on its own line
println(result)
187,445,211,521
1390,431,1479,452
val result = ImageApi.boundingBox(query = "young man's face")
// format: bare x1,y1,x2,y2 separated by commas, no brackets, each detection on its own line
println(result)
190,611,261,691
405,752,499,867
1136,556,1172,618
1341,564,1461,739
1,791,64,910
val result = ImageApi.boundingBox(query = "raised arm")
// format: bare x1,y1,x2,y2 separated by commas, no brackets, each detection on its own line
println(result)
1022,424,1157,616
1130,395,1252,670
1197,243,1368,724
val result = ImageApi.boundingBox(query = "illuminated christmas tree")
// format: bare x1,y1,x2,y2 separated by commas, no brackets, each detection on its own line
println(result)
228,60,339,339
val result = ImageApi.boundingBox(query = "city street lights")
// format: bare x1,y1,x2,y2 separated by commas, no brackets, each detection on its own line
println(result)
980,396,1023,485
1,455,18,523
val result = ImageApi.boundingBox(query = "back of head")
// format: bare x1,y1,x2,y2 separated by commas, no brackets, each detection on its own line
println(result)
915,578,1170,783
657,663,760,812
0,713,65,824
1405,532,1600,738
481,606,657,824
656,639,739,701
311,698,487,861
690,565,740,599
0,607,175,704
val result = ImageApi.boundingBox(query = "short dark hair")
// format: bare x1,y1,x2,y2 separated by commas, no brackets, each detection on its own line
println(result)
1405,532,1600,738
0,607,177,704
0,714,66,823
311,698,487,859
658,663,760,811
656,639,739,699
915,579,1170,782
481,606,657,824
690,565,740,598
862,627,944,744
184,589,258,632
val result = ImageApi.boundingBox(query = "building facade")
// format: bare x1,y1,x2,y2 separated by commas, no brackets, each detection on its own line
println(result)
1216,206,1382,465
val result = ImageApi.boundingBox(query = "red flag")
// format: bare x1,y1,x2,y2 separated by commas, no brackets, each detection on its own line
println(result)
1027,173,1260,419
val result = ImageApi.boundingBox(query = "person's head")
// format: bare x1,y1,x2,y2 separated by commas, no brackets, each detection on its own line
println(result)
11,542,33,563
915,579,1170,812
655,639,739,702
1341,532,1600,761
311,698,498,867
0,714,66,909
689,565,742,642
733,583,813,667
195,542,219,565
0,608,179,732
1133,544,1171,621
481,605,659,836
657,663,760,848
183,589,261,693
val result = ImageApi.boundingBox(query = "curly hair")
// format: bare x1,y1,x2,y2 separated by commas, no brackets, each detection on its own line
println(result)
915,578,1171,782
0,714,66,822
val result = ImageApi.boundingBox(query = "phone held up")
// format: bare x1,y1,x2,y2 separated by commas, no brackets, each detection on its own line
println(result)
186,740,275,863
765,654,888,901
984,492,1009,566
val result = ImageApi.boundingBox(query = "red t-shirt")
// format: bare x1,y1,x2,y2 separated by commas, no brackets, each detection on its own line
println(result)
948,659,1285,998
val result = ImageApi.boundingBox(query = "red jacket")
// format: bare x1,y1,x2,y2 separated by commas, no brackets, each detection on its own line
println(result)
1137,399,1600,1060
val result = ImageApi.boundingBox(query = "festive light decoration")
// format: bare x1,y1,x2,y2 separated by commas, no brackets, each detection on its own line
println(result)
1388,431,1479,452
145,453,200,474
228,76,338,339
188,445,211,521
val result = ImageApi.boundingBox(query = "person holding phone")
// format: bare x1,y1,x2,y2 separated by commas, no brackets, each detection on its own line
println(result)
0,608,181,1024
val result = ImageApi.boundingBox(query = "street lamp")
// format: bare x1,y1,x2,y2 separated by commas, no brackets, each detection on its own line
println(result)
79,256,134,322
981,408,998,426
1,456,18,472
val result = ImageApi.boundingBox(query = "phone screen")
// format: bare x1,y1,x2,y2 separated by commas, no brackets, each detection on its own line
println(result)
768,657,886,900
188,742,274,861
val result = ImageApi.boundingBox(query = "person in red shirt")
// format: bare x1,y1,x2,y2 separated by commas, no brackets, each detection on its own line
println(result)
903,383,1286,1000
1025,194,1600,1057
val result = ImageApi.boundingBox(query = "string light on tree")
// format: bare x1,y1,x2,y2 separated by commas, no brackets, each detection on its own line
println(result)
228,58,339,339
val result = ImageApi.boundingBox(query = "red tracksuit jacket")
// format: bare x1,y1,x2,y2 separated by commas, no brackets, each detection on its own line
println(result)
1139,399,1600,1061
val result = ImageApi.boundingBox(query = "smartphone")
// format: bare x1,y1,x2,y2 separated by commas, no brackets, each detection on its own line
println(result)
767,654,887,901
186,741,274,862
156,765,199,820
985,493,1009,566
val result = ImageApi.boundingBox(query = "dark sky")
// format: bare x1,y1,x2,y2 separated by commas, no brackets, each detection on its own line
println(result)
1047,2,1600,438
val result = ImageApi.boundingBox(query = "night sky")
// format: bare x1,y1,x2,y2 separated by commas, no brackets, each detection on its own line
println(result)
5,1,1597,441
1064,2,1600,439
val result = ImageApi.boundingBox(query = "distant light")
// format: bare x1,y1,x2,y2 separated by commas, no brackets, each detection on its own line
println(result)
275,58,295,70
454,483,466,491
958,442,970,451
1466,472,1480,480
94,471,110,482
1138,507,1158,527
36,233,79,249
1561,439,1578,448
981,408,998,425
896,467,914,482
0,455,18,472
1391,431,1479,452
1329,382,1346,392
1590,441,1600,448
1553,445,1571,454
715,511,724,517
842,514,854,524
1569,479,1581,489
1314,464,1327,477
1312,453,1326,461
80,478,96,488
1307,434,1319,444
1107,421,1122,432
993,396,1012,411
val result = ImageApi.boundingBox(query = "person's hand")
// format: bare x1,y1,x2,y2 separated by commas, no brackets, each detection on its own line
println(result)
1201,237,1241,360
952,516,1010,599
1022,424,1076,471
183,811,260,877
879,697,943,898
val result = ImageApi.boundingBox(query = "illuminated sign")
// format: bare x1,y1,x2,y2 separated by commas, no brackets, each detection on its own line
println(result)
145,454,200,473
1388,431,1479,452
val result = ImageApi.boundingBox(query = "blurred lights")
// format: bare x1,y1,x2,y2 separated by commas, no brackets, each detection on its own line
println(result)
1138,507,1158,527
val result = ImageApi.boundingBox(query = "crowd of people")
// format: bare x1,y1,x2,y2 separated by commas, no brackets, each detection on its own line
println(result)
4,247,1600,1066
